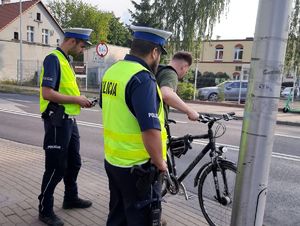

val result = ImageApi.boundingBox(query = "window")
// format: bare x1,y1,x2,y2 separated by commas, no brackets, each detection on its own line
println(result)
36,13,41,21
230,82,240,88
14,32,19,40
42,29,49,45
235,66,242,71
234,44,243,60
27,26,34,42
215,44,224,60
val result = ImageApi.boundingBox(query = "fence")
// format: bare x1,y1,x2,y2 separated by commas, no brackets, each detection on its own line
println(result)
16,60,100,91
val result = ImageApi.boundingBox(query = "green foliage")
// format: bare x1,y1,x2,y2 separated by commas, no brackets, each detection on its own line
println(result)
177,82,195,100
107,17,131,47
197,72,230,88
182,69,195,84
285,0,300,75
129,0,230,54
129,0,162,27
47,0,130,46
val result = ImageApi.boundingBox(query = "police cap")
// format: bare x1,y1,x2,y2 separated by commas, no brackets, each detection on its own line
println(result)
130,25,172,55
64,27,93,46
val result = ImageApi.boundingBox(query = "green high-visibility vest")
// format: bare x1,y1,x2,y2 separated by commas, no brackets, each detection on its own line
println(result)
102,60,167,167
39,49,80,115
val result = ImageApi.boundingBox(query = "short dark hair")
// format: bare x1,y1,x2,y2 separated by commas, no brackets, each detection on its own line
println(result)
130,39,161,57
172,51,193,66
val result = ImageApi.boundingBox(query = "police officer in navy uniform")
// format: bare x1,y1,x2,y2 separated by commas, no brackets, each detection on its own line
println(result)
100,25,172,226
38,28,93,226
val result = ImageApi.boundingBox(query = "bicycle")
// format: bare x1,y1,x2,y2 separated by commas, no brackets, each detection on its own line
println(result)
162,112,237,226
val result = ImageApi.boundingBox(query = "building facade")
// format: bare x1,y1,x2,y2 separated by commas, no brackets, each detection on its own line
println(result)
197,38,253,80
0,0,64,82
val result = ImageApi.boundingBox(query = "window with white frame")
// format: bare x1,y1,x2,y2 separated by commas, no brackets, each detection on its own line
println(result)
27,26,34,42
42,29,49,45
215,44,224,60
234,44,243,60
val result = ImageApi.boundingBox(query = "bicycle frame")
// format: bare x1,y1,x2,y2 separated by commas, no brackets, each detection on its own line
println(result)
167,120,216,184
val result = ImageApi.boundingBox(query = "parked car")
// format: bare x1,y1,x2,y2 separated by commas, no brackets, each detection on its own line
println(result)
280,87,299,98
198,80,248,101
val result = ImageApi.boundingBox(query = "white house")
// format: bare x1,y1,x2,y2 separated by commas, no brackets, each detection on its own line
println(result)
0,0,64,83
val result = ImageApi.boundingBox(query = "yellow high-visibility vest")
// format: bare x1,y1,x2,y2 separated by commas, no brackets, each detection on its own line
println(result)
102,60,167,167
40,49,80,115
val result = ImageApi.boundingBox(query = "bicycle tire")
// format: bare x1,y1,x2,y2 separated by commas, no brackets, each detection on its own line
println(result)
198,161,237,226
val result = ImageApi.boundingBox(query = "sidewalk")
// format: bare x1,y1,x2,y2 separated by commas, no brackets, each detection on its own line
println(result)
0,138,209,226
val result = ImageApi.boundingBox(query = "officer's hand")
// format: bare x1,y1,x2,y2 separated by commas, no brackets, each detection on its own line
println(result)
153,160,167,172
187,109,199,121
77,96,92,108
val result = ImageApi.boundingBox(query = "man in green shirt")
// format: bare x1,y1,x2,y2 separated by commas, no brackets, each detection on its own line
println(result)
156,51,199,121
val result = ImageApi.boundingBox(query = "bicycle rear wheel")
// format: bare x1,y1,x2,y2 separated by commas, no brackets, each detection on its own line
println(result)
198,161,237,226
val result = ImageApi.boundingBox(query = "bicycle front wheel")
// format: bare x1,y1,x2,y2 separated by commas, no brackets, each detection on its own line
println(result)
198,161,237,226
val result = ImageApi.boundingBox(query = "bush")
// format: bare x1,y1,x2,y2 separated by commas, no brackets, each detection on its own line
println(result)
177,82,195,100
197,72,230,88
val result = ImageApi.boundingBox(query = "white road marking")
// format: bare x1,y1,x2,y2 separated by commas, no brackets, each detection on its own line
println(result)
82,108,100,112
275,133,300,140
6,98,33,103
0,107,299,162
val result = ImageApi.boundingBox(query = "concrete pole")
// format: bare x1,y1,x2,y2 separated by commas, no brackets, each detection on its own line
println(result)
19,0,23,85
231,0,292,226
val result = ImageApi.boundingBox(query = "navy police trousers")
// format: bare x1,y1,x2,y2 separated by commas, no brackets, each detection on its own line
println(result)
38,117,81,215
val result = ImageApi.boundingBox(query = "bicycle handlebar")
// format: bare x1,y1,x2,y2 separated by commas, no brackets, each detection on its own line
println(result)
198,112,236,124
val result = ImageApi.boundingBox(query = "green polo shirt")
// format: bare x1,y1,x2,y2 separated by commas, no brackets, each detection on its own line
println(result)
156,66,178,118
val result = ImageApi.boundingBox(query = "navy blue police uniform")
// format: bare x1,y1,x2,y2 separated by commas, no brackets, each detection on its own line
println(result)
38,28,93,226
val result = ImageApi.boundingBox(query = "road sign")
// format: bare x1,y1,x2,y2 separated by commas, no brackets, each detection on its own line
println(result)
96,42,108,58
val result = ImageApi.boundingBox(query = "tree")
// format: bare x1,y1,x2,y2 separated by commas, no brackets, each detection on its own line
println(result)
107,17,131,47
129,0,162,27
285,0,300,76
129,0,230,54
47,0,130,46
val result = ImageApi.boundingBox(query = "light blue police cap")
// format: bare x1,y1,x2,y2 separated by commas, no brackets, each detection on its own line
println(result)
64,27,93,45
130,25,172,54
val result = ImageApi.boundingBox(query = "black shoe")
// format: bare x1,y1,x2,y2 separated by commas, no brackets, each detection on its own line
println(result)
62,197,92,209
39,212,64,226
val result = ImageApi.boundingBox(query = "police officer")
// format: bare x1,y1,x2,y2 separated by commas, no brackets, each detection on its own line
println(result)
100,25,172,226
38,28,93,226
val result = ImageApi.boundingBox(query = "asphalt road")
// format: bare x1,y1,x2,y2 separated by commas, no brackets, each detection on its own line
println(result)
0,93,299,226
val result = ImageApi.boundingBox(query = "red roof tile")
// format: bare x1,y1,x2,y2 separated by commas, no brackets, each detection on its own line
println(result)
0,0,39,31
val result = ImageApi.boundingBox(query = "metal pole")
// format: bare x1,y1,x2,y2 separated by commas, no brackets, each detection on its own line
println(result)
238,73,242,104
292,66,298,101
231,0,292,226
193,48,198,101
19,0,23,85
193,40,205,100
193,57,198,100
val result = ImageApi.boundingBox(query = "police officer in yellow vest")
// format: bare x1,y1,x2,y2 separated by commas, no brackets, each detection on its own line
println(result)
100,25,172,226
38,28,93,226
